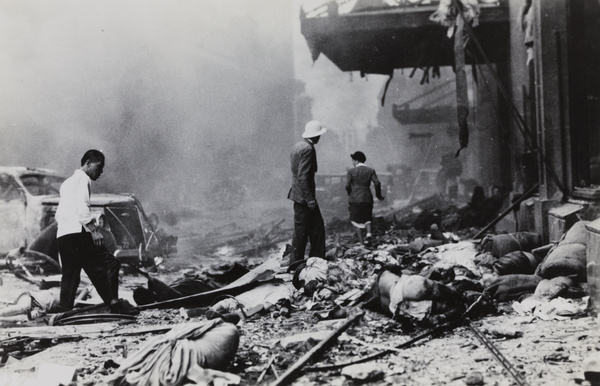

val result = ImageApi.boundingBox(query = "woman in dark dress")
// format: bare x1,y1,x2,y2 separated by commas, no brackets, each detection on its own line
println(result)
345,151,384,245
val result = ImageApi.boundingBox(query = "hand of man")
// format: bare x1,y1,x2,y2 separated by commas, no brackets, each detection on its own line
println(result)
87,220,104,246
307,200,316,210
91,230,104,246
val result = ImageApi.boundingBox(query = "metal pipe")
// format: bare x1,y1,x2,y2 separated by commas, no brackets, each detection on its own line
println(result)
270,312,364,386
473,183,539,239
466,321,530,386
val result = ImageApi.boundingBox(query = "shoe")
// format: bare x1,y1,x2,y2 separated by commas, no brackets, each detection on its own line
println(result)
287,259,306,273
206,310,241,324
110,299,139,315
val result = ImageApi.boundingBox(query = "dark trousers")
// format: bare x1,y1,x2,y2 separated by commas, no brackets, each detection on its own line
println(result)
291,202,326,264
58,232,121,310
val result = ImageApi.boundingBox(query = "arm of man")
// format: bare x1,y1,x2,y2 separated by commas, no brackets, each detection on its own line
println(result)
297,147,316,209
76,178,103,245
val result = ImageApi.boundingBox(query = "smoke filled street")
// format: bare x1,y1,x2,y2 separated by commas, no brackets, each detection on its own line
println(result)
1,1,600,386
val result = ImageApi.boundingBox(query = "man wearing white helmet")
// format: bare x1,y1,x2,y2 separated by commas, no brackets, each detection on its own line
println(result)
287,120,327,266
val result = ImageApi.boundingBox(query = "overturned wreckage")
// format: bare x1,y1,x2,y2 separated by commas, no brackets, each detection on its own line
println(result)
4,193,177,271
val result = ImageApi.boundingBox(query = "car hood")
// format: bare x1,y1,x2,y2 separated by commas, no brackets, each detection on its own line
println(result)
41,193,137,206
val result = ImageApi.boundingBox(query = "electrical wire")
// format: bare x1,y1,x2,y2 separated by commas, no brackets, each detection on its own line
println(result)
406,137,435,203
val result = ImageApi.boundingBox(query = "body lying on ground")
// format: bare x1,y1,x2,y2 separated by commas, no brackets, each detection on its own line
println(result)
363,265,465,329
0,288,62,321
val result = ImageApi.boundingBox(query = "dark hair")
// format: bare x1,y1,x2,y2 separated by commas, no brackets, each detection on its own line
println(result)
351,151,366,163
81,149,105,166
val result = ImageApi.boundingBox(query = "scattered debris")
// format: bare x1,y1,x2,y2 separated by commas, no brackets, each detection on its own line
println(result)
0,195,598,386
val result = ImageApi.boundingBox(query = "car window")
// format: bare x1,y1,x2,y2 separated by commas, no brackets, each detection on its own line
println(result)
105,206,144,249
20,174,65,196
0,174,22,201
43,176,65,194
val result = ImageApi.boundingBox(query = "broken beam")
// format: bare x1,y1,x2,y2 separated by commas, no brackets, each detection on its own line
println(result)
270,312,364,386
305,319,460,372
473,183,539,240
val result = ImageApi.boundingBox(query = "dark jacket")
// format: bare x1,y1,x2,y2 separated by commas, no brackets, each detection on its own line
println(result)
288,139,318,204
346,164,382,204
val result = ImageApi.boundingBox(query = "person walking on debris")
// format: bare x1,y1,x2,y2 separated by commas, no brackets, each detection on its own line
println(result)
345,151,384,246
287,120,327,266
458,185,486,228
55,149,123,312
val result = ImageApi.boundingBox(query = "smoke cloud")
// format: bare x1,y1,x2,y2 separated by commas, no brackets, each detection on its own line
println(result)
0,0,295,211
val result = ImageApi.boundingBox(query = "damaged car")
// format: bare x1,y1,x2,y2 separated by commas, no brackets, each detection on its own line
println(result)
1,166,176,268
40,194,176,267
0,166,66,254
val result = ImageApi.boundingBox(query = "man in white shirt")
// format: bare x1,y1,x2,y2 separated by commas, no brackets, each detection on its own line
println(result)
55,149,122,311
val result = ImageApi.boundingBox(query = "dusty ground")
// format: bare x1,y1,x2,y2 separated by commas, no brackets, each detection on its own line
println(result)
1,200,599,386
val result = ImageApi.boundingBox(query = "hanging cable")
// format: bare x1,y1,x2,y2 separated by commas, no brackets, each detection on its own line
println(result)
452,0,568,197
467,50,513,154
406,137,435,203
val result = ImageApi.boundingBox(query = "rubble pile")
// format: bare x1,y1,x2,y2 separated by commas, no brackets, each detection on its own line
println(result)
1,197,599,386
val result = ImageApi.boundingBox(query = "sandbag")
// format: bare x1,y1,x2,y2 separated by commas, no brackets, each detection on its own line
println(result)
493,251,540,275
409,237,444,254
560,221,590,245
535,221,591,282
484,274,542,301
534,276,585,300
110,319,239,386
535,243,587,281
481,232,543,258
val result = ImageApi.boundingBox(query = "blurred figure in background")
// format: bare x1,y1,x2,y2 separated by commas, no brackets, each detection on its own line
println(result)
146,212,178,258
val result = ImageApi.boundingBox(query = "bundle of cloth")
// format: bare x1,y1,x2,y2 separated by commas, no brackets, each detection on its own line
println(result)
209,280,294,319
292,256,365,298
418,241,480,277
109,319,239,386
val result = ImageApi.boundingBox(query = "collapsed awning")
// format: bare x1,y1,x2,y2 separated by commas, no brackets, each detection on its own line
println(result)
300,1,510,75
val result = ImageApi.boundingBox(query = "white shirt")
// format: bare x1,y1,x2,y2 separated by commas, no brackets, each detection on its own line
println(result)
55,169,95,238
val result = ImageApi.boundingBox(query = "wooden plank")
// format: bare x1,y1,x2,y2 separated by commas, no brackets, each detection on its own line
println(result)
0,323,120,341
0,323,174,341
